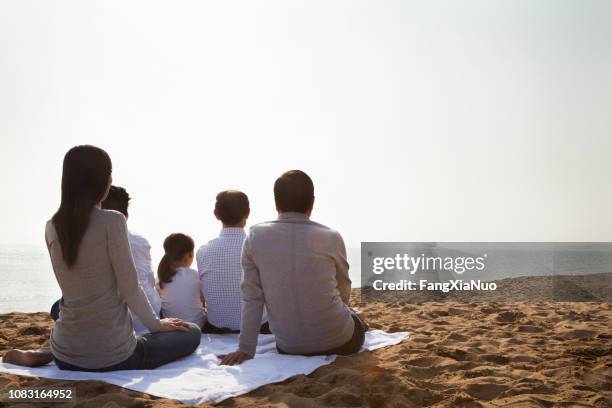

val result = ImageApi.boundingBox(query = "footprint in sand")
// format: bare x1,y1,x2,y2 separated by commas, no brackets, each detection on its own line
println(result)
557,328,597,340
435,347,472,361
320,389,364,407
479,354,510,365
463,383,510,401
495,311,525,323
517,325,545,333
445,332,469,342
17,326,48,336
401,356,448,367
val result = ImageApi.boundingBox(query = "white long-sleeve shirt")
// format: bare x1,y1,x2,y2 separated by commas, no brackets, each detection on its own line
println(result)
128,232,162,334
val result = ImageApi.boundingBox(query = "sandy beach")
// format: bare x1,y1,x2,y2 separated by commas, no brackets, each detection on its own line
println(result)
1,283,610,408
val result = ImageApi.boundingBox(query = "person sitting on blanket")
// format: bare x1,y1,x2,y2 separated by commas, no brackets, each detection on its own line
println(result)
158,233,207,329
101,185,162,334
219,170,368,366
196,190,270,334
3,145,201,370
48,186,162,335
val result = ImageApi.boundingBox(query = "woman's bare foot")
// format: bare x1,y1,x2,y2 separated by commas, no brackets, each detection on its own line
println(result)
2,349,53,367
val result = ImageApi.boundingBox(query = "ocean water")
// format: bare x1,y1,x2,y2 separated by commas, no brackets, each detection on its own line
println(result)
5,243,607,313
0,245,61,313
0,244,363,313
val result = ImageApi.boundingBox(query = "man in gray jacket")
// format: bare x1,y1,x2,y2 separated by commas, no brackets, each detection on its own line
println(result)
220,170,367,365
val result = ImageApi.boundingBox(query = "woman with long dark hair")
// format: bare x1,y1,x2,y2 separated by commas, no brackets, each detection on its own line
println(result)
4,145,201,371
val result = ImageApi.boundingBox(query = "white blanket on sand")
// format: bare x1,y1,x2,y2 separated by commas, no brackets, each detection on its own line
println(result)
0,330,408,405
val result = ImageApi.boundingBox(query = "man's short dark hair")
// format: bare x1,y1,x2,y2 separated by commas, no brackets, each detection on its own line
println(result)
274,170,314,213
102,186,131,218
215,190,250,225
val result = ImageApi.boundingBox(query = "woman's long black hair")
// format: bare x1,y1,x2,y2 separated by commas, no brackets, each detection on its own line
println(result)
52,145,112,267
158,233,194,289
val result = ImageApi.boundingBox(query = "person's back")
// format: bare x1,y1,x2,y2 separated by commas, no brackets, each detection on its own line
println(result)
7,146,199,372
100,186,162,334
223,170,366,366
197,229,245,330
159,267,206,328
241,212,353,355
47,208,160,368
157,233,206,329
197,190,263,333
128,231,162,332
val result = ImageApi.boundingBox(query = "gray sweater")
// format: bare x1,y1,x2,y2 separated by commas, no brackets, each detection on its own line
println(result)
238,212,354,357
46,208,161,369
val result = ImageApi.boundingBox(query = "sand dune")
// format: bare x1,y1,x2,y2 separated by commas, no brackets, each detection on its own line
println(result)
0,285,610,407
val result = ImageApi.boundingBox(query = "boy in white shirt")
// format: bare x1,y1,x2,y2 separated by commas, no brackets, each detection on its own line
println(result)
101,186,162,333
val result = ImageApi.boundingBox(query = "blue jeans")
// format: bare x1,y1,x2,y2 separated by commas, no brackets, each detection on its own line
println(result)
51,299,199,371
54,322,201,372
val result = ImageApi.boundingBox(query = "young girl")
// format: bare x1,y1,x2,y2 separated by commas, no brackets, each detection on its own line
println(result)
158,233,206,329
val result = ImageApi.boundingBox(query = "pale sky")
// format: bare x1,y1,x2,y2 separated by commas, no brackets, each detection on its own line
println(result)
1,0,611,254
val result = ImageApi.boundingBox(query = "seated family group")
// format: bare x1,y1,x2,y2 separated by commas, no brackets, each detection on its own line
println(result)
4,145,367,371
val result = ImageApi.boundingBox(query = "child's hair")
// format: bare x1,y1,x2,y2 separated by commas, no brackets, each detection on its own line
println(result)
157,233,195,289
